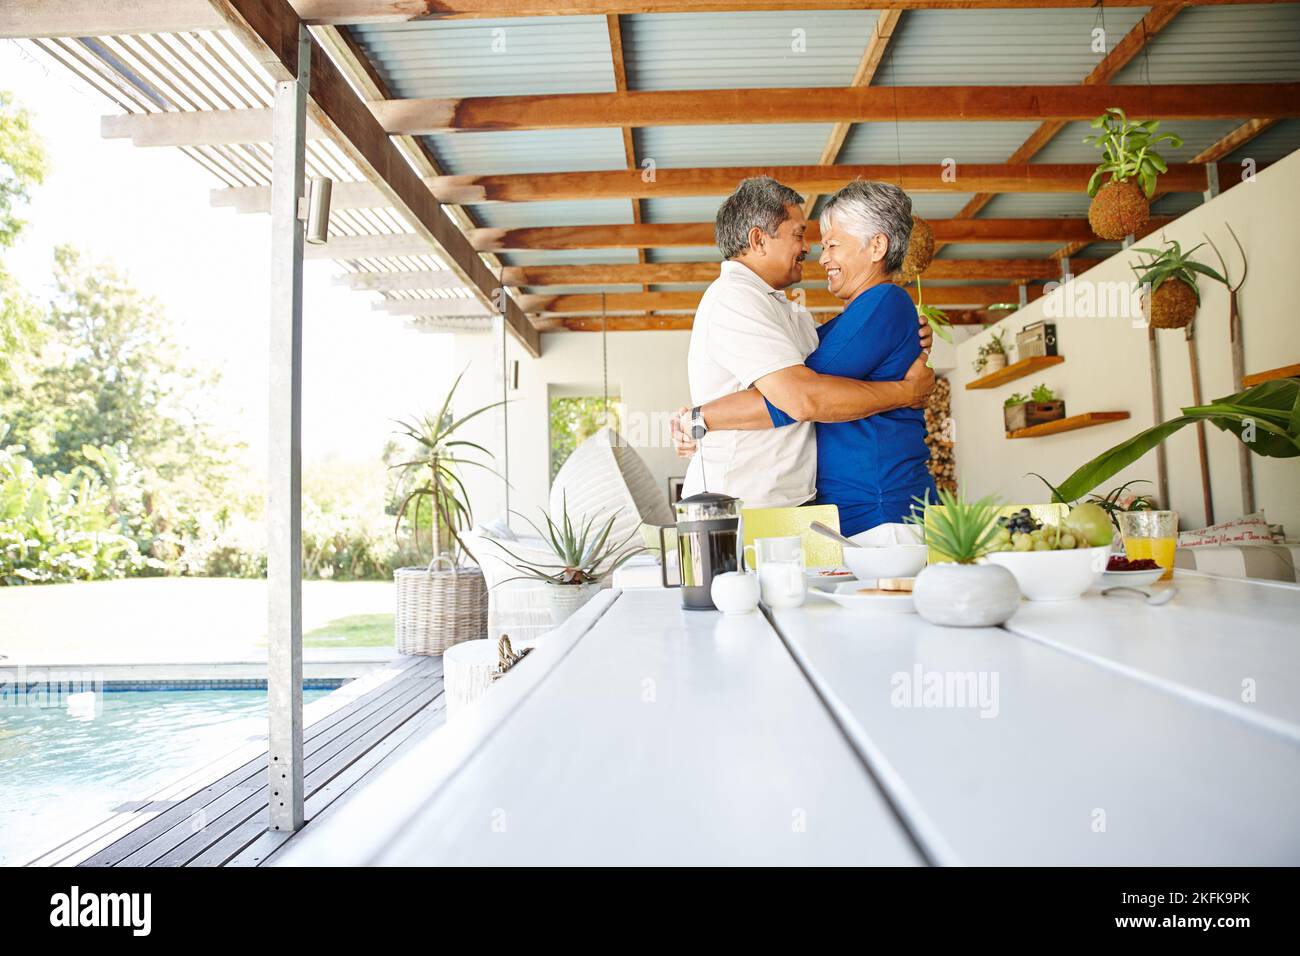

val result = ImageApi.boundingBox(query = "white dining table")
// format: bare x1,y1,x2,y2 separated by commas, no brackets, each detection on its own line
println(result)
281,571,1300,867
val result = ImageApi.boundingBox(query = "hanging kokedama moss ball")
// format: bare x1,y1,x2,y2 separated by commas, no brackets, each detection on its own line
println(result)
894,215,935,284
1089,179,1150,241
1147,279,1198,329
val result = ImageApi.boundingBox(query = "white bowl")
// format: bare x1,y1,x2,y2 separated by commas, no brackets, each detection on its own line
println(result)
843,545,929,582
985,545,1110,601
1102,567,1165,588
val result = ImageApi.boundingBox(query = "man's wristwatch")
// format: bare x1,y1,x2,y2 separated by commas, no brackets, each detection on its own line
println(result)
688,406,708,441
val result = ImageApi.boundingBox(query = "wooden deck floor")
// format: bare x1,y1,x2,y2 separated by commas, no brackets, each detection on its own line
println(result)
26,655,445,867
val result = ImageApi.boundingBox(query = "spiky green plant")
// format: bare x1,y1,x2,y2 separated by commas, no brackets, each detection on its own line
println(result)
1129,239,1228,305
492,492,646,586
906,488,1004,565
1030,383,1056,403
1084,108,1183,198
390,369,507,566
1004,391,1029,408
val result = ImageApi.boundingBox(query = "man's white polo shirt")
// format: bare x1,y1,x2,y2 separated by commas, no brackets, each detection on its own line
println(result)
682,259,819,509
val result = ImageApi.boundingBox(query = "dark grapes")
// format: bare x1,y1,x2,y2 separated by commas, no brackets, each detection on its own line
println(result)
997,508,1042,536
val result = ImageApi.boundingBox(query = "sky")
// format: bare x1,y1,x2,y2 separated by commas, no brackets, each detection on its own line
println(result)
1,39,460,471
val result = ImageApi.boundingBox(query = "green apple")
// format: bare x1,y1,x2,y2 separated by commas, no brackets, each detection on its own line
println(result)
1064,502,1113,547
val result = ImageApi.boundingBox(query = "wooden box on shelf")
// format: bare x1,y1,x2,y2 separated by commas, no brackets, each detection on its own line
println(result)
1004,400,1065,434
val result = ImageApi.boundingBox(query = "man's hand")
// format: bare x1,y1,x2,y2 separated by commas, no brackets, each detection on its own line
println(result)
917,310,934,355
903,353,936,408
670,405,697,458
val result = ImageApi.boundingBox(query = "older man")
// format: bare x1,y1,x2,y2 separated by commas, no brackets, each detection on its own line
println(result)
677,177,933,512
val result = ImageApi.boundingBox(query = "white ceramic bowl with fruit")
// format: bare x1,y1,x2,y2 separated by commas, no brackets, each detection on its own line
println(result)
987,545,1110,600
982,503,1114,601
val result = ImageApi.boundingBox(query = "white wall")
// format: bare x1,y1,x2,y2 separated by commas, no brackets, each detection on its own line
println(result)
950,149,1300,535
451,327,691,528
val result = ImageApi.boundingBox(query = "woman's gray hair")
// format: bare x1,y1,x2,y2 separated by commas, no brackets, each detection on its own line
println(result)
819,181,913,273
715,176,806,260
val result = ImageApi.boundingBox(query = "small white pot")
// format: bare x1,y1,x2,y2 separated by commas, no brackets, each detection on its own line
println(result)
547,581,599,625
984,352,1008,372
912,562,1020,627
710,571,760,614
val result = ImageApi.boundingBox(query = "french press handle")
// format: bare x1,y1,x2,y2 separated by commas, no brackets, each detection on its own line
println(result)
657,525,680,589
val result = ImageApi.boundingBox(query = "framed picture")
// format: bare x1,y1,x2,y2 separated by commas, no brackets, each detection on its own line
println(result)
667,477,686,505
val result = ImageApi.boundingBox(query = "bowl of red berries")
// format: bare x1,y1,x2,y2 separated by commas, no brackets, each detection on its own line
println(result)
1101,554,1165,588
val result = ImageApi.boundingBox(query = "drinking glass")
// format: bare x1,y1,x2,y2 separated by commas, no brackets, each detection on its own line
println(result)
744,536,806,608
1118,510,1178,582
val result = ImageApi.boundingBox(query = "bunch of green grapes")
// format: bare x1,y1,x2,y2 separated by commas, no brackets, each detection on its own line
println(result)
989,522,1088,552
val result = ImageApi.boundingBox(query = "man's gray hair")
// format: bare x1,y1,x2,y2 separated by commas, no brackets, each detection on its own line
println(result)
715,176,806,260
820,181,913,273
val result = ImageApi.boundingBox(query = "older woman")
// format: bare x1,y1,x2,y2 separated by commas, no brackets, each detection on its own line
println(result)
679,181,936,535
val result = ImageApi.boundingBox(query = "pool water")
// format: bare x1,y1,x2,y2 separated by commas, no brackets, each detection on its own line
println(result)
0,688,330,866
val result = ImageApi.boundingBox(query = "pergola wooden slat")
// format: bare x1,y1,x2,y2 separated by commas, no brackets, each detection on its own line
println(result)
372,83,1300,134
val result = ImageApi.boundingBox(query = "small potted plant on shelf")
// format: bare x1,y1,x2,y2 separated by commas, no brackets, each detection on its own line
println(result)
1130,239,1228,329
1003,383,1065,433
905,489,1021,627
492,493,646,625
973,329,1009,375
1084,108,1183,240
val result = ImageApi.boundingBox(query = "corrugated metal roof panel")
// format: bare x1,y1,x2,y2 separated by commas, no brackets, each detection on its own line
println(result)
1228,120,1300,164
472,199,633,229
643,196,726,223
422,128,627,176
878,8,1149,86
980,193,1095,217
1112,4,1300,84
838,121,1042,163
622,11,883,91
1031,120,1244,165
1151,193,1204,217
637,124,835,167
649,247,722,263
350,17,615,98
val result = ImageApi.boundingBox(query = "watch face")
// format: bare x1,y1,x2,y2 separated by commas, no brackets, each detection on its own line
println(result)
690,424,706,440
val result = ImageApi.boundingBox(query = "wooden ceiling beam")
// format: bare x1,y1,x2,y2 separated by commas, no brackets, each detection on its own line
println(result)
280,1,1297,26
539,308,1004,333
518,285,1038,315
469,217,1172,252
436,163,1244,204
500,259,1101,287
372,83,1300,134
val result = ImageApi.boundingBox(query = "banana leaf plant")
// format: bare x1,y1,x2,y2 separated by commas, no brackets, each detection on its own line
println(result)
1053,378,1300,503
390,369,507,566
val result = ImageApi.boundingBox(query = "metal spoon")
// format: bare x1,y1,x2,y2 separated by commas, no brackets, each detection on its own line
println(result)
810,521,861,549
1102,585,1178,606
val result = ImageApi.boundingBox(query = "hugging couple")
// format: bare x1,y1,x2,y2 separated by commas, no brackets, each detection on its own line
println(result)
672,176,937,539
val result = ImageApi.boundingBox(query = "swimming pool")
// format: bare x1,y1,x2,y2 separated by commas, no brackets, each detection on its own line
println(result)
0,684,336,866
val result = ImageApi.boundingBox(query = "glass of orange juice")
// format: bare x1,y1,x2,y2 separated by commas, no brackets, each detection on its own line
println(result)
1118,510,1178,581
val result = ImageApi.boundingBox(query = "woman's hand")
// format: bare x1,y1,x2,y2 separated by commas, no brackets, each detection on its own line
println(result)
917,310,934,355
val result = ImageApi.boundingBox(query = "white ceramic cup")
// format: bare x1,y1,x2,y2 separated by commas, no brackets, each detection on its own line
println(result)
744,536,806,608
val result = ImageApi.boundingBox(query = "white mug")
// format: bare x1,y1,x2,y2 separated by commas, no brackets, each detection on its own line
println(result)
744,536,806,608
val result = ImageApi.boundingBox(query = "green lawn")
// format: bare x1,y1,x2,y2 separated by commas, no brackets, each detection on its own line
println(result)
303,613,394,648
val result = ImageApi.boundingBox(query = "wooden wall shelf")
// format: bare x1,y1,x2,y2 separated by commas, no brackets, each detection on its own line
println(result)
1242,364,1300,387
966,354,1064,390
1007,411,1130,439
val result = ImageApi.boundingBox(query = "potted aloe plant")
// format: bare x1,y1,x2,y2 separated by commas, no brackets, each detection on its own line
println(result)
493,494,646,624
1085,108,1183,240
906,489,1021,627
389,370,505,655
1130,239,1228,329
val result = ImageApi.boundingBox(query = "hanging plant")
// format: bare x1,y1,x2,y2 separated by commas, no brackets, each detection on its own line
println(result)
895,215,935,284
1129,239,1228,330
914,277,953,370
1084,108,1183,241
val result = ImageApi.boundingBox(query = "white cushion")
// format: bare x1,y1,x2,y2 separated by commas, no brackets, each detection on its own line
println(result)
1178,511,1274,548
